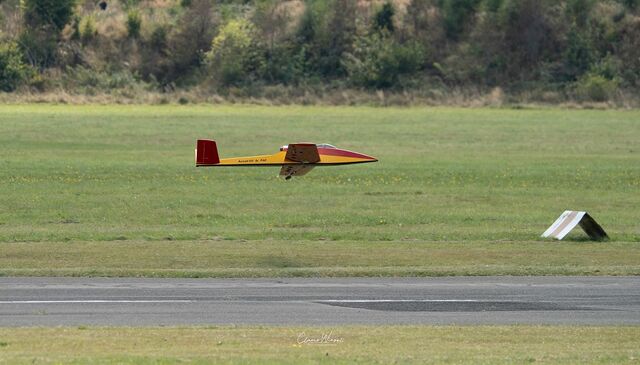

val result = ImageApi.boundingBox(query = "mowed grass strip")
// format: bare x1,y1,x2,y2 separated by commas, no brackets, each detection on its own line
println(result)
1,240,639,277
1,105,638,243
0,326,638,364
0,105,639,276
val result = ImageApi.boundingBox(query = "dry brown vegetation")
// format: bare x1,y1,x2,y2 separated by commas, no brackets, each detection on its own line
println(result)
1,0,640,106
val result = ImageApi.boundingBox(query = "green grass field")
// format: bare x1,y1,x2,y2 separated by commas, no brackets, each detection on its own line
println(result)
1,105,639,276
0,326,639,364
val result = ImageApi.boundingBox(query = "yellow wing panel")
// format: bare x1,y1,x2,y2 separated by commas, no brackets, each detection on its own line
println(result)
218,151,288,165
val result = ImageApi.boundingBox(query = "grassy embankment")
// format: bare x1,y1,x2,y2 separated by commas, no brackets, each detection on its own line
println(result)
0,105,638,277
0,326,639,364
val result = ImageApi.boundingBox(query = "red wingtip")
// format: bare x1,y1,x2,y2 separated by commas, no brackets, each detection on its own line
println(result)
196,139,220,166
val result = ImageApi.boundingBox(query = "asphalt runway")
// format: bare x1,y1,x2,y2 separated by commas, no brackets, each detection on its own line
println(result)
1,276,639,326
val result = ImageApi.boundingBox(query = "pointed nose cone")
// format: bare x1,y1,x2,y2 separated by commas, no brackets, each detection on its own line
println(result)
341,150,378,163
363,154,378,163
352,150,377,162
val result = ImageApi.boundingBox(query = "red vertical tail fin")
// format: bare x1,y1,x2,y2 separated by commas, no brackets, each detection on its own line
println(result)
196,139,220,166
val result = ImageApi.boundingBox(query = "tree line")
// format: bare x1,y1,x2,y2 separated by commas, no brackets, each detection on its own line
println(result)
1,0,639,103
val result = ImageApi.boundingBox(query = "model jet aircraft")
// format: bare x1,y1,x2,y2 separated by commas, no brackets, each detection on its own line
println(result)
196,139,377,179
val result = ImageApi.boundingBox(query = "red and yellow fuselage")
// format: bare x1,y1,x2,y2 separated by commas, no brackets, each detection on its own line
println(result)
196,140,377,179
216,146,377,166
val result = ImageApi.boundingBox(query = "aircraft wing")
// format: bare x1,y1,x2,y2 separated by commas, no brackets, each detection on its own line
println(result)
279,165,315,179
285,143,320,163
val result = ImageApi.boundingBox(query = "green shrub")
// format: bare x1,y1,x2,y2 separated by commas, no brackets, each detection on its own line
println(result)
373,2,395,33
0,42,34,92
23,0,76,31
306,0,356,78
575,73,618,101
590,55,622,81
158,0,216,85
618,0,638,9
566,0,596,26
440,0,482,39
80,16,97,44
616,17,640,87
150,25,168,51
205,19,264,86
563,26,595,81
296,4,317,44
127,10,142,39
261,44,307,85
62,66,141,92
493,0,557,82
484,0,504,12
343,32,425,89
19,0,75,70
18,30,58,69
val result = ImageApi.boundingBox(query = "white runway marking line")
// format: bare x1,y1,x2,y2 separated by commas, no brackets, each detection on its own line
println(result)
0,300,194,304
318,299,485,303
